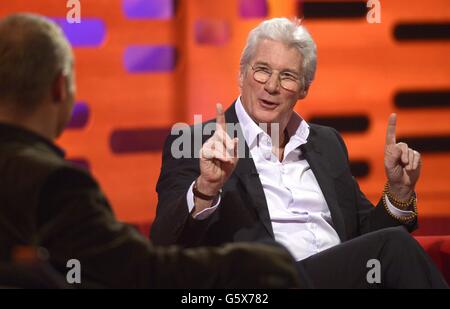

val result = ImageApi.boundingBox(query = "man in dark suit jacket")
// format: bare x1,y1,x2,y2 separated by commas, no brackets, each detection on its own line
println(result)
152,17,448,288
0,13,302,289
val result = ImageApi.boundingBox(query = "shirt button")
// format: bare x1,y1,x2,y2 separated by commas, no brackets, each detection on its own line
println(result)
264,152,271,160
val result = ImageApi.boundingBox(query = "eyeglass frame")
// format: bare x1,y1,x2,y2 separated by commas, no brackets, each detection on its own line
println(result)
249,63,303,92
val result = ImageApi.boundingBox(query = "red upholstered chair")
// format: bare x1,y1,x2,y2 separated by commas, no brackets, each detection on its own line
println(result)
132,222,450,286
414,236,450,285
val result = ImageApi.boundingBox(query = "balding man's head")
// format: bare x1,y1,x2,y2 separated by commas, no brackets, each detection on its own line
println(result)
0,13,74,113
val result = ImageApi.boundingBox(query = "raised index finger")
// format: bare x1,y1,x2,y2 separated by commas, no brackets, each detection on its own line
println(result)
216,103,226,131
386,113,397,146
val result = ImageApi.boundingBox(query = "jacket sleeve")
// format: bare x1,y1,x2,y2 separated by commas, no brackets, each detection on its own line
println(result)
35,165,301,288
331,128,417,235
151,128,219,247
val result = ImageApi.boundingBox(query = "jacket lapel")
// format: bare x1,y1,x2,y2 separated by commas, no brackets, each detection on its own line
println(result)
234,158,275,238
301,130,347,241
225,104,274,238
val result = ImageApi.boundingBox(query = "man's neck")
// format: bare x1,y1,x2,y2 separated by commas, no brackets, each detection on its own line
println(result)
0,108,56,141
266,124,289,148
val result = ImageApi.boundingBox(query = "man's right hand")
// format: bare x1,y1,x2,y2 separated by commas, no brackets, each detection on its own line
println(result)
194,104,239,214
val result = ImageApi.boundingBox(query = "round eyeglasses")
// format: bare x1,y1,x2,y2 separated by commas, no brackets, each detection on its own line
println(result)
250,64,301,92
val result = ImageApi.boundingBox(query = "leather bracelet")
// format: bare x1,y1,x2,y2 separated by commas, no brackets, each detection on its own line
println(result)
193,179,220,201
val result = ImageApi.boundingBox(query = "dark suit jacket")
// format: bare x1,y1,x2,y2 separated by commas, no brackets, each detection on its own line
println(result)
0,122,300,288
152,102,417,248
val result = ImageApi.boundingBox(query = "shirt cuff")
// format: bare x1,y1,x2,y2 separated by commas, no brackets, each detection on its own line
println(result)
186,180,221,220
384,194,415,218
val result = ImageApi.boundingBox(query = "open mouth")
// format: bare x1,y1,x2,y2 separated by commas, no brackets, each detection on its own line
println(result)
259,99,279,109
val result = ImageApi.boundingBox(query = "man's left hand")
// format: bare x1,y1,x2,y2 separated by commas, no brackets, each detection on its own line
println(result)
384,113,422,201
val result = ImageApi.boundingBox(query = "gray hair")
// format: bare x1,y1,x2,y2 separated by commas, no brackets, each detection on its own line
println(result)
240,17,317,90
0,13,73,111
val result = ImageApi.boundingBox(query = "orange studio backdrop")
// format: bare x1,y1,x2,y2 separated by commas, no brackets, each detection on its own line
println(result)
1,0,449,235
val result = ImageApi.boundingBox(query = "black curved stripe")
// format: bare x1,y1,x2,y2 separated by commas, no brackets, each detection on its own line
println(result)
350,160,370,178
110,128,171,154
309,115,370,133
398,136,450,153
300,1,367,19
394,90,450,109
394,23,450,41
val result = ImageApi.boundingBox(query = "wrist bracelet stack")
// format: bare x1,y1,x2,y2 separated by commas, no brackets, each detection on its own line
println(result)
383,182,415,209
383,182,417,222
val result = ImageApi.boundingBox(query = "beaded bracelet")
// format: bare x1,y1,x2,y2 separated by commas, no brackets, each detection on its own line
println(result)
383,182,415,210
382,191,418,223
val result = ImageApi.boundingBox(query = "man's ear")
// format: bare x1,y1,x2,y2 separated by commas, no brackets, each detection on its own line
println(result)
51,72,67,104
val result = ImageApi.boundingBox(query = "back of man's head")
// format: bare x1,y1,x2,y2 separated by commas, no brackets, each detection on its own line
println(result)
0,13,73,114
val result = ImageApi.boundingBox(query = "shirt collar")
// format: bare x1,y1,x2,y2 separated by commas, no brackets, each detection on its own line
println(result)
286,109,310,147
235,97,264,148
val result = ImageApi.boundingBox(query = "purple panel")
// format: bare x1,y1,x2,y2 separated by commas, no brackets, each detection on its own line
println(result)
67,102,89,129
123,0,174,19
239,0,268,18
194,20,230,45
110,128,171,153
124,46,176,73
67,158,91,171
52,18,105,47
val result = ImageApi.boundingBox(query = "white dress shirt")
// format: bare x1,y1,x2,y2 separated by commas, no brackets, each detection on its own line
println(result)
187,97,414,261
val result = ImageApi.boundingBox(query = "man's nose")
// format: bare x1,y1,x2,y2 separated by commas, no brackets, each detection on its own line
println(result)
264,73,280,94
